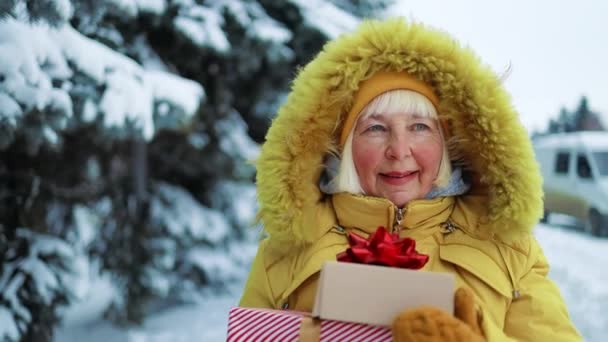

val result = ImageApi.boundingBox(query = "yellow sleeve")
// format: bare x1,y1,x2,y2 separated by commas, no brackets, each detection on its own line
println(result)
239,239,275,309
481,314,517,342
501,238,582,341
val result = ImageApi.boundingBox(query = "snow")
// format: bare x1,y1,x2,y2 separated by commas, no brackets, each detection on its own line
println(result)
19,258,56,303
106,0,138,18
151,182,230,244
81,99,97,122
67,255,92,301
0,228,82,340
535,217,608,340
228,239,261,269
105,0,167,17
290,0,359,38
144,268,171,297
136,0,167,15
56,223,607,341
174,7,230,53
0,305,19,341
56,294,240,342
133,35,169,72
219,0,292,44
7,229,78,307
52,0,75,21
72,205,100,247
0,19,204,142
210,181,258,229
0,20,73,119
185,247,243,284
215,110,260,162
1,273,30,323
51,24,134,84
251,20,292,44
21,228,74,258
59,262,116,326
106,0,167,18
42,124,59,145
99,71,155,138
0,92,21,126
187,132,209,149
145,71,205,116
173,0,292,52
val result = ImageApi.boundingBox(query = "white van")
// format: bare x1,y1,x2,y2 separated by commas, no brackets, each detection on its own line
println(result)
533,131,608,236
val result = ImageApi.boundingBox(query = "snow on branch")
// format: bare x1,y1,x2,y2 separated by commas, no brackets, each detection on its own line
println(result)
0,228,79,341
289,0,359,38
175,5,230,53
151,182,230,244
0,18,205,150
218,0,292,44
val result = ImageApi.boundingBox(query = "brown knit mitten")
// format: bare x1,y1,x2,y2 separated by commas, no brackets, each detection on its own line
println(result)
391,287,485,342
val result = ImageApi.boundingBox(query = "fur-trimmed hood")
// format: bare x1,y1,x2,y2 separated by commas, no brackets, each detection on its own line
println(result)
255,18,542,249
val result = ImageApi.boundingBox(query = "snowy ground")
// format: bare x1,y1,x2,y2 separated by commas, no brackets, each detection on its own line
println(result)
56,219,607,341
534,216,608,341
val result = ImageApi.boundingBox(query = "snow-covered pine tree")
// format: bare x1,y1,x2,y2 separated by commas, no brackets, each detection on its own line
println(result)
1,0,391,337
63,0,391,324
0,0,204,337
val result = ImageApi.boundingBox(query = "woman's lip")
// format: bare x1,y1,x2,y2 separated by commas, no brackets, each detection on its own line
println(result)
382,171,416,177
379,171,418,185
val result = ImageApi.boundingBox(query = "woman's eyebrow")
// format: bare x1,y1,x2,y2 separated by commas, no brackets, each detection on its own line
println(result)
362,113,386,122
364,112,433,121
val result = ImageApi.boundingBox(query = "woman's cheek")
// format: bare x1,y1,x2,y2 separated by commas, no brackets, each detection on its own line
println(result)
414,142,442,173
354,145,381,177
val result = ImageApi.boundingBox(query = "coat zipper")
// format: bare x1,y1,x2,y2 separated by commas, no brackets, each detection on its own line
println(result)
393,207,404,235
442,220,456,234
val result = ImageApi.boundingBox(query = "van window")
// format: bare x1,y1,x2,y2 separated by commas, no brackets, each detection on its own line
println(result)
555,152,570,174
577,155,592,179
593,152,608,176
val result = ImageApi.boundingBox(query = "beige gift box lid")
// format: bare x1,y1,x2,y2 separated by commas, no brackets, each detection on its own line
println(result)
312,261,455,326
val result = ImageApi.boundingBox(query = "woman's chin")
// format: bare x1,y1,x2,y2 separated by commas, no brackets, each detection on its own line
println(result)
387,193,417,208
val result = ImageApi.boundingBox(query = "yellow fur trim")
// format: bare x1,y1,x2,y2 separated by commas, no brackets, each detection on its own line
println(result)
256,18,543,250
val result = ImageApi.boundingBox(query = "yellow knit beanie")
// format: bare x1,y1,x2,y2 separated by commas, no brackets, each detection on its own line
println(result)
339,71,441,146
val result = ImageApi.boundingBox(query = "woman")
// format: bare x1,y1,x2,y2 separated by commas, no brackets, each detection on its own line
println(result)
240,19,580,341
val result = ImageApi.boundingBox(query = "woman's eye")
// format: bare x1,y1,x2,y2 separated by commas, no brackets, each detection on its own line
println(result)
412,123,430,131
366,124,386,132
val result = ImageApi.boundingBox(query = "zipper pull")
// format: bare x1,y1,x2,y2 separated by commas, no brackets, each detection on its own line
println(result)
393,207,404,235
442,220,456,234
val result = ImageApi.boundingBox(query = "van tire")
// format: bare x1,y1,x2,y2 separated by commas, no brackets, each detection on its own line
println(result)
586,209,605,237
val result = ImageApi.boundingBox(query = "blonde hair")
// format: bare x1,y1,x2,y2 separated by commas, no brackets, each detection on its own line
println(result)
336,89,452,195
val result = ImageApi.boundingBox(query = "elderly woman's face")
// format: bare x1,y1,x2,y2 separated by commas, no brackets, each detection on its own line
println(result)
352,111,443,207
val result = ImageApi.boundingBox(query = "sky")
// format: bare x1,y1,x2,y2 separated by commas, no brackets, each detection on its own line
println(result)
389,0,608,133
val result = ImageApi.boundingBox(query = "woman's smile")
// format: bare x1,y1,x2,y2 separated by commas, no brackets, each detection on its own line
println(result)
379,171,418,185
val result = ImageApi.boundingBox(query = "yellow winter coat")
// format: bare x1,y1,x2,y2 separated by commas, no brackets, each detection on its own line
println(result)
240,18,580,341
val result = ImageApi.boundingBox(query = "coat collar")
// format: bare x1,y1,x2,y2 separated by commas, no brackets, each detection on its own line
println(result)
331,193,455,235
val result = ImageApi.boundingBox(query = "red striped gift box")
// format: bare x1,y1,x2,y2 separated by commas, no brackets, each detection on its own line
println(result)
227,307,392,342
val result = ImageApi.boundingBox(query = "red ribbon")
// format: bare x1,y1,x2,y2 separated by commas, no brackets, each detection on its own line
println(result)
336,226,429,269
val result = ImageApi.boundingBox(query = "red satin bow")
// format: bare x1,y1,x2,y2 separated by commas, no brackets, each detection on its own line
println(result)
336,226,429,269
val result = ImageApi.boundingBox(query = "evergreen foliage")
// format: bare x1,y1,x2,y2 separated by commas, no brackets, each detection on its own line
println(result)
0,0,388,339
544,96,605,135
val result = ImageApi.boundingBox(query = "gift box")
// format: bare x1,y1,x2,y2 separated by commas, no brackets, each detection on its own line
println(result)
226,306,392,341
228,227,454,340
312,261,454,326
310,226,454,326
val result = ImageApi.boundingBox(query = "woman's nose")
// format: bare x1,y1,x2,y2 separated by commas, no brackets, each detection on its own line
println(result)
386,133,412,160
